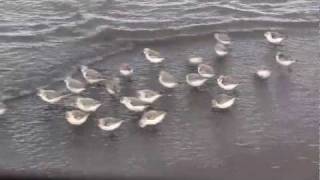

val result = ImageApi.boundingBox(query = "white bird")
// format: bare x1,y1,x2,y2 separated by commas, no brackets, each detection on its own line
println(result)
105,77,121,96
136,89,162,104
214,43,229,57
120,97,149,112
211,94,235,109
119,63,134,77
188,57,203,65
275,52,296,66
75,97,101,112
139,110,167,128
264,31,285,45
64,76,86,94
80,65,105,84
0,102,7,115
198,64,215,78
98,117,124,131
186,73,208,87
159,71,179,88
217,75,239,91
37,89,70,104
65,110,90,125
143,48,165,63
256,68,272,79
214,33,231,45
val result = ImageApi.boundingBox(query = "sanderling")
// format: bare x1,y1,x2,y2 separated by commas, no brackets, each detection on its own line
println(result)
136,89,162,104
217,75,239,91
64,76,86,94
105,77,121,96
186,73,208,87
120,97,149,112
159,71,179,88
256,67,272,79
37,88,70,104
75,97,101,112
211,94,235,109
214,33,231,45
198,64,215,78
214,43,229,57
0,102,7,115
264,31,285,45
275,52,296,67
80,65,105,84
188,56,203,65
97,117,124,131
119,63,133,77
143,48,165,63
65,110,90,125
139,110,167,128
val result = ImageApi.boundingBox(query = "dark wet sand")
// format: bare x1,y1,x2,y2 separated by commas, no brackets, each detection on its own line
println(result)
0,28,318,179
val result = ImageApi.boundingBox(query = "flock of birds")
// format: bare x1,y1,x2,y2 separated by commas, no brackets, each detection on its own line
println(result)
0,31,296,132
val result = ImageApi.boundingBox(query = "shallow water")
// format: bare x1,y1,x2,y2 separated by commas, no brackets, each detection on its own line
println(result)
0,0,319,179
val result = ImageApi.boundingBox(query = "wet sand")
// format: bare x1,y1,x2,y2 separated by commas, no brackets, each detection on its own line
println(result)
0,27,318,179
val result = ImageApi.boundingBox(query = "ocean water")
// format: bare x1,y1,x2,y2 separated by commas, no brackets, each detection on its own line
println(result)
0,0,319,179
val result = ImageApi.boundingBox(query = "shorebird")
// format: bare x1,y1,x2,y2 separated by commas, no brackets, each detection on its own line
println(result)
64,76,86,94
186,73,208,87
0,102,7,115
120,97,149,112
217,75,239,91
37,88,70,104
214,43,229,57
264,31,285,45
256,67,272,79
188,57,203,65
119,63,133,77
136,89,162,104
198,64,215,78
105,77,121,96
143,48,165,63
97,117,124,131
159,71,179,88
75,97,101,112
214,33,231,45
80,65,105,84
65,110,90,125
275,52,296,67
139,110,167,128
211,94,235,109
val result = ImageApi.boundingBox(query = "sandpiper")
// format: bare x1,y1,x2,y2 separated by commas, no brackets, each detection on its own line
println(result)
214,33,231,45
97,117,124,131
264,31,285,45
159,71,179,88
64,76,86,94
37,88,70,104
136,89,162,104
256,67,272,79
143,48,165,63
188,56,203,65
119,63,134,77
217,75,239,91
105,77,121,96
120,97,149,112
275,52,296,67
0,102,7,115
214,43,229,57
65,110,90,125
75,97,101,112
198,64,215,78
80,65,105,84
139,110,167,128
211,94,235,109
186,73,208,87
